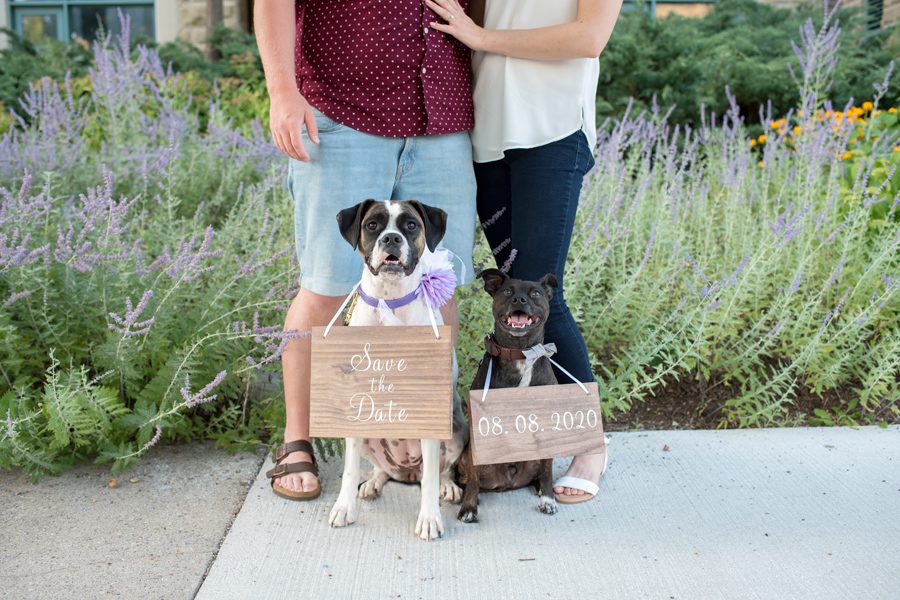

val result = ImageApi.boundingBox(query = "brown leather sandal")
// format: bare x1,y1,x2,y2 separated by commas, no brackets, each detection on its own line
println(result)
266,439,321,500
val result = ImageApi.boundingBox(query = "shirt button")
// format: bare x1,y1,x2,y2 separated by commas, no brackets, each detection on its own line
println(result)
422,67,427,74
424,27,428,34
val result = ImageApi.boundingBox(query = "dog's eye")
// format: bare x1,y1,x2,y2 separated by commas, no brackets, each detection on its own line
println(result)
530,290,542,297
503,288,512,296
405,221,418,231
365,221,378,231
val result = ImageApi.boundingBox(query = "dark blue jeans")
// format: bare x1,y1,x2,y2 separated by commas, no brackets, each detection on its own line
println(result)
474,130,596,383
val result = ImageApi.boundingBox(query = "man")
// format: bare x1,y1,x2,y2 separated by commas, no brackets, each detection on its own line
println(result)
255,0,476,498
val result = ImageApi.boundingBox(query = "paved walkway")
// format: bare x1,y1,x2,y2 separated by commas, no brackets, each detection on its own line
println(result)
197,426,899,600
0,443,264,600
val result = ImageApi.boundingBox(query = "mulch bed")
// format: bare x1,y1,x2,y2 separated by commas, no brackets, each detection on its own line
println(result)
604,374,889,431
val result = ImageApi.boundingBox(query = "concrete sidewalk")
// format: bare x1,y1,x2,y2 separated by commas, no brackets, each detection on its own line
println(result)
0,442,264,600
197,427,899,600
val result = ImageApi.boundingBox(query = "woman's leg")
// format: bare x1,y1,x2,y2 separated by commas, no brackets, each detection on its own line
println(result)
474,159,513,272
505,131,604,497
505,131,593,382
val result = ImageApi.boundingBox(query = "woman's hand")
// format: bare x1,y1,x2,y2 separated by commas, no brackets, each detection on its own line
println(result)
426,0,488,51
268,85,319,162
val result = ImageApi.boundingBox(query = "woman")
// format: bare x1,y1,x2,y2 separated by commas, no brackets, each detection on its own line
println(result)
427,0,622,503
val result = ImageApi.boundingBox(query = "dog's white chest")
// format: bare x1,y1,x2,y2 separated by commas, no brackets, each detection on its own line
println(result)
516,361,533,387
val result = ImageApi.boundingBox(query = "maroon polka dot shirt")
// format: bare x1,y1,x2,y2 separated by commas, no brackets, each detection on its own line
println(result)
294,0,474,137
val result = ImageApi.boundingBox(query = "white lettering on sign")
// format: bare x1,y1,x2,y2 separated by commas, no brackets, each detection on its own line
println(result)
347,393,409,423
475,410,601,437
350,343,408,373
310,325,452,439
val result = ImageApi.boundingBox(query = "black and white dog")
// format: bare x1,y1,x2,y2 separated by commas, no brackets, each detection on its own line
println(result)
329,199,468,541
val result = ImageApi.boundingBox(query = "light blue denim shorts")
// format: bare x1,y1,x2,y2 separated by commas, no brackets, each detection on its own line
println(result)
287,108,477,297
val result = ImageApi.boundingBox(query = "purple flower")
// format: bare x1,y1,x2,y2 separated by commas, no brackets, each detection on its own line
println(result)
500,249,518,274
180,370,227,408
5,409,13,438
417,266,456,309
142,424,162,451
3,290,32,307
108,290,155,337
480,207,506,229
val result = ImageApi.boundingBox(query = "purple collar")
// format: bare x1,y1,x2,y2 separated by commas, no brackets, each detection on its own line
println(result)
357,286,420,311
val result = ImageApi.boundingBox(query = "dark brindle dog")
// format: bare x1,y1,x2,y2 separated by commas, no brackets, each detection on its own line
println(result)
457,268,559,522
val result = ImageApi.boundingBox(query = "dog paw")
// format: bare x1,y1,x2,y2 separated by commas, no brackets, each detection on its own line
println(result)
440,479,463,504
358,472,388,500
329,498,358,528
415,509,444,541
538,495,558,515
457,507,478,523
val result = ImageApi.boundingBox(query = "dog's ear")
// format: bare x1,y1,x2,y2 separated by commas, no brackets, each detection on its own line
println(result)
539,273,558,298
336,200,376,250
408,200,447,252
479,268,508,296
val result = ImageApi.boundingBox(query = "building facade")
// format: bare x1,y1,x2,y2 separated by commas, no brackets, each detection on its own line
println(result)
1,0,249,47
0,0,896,49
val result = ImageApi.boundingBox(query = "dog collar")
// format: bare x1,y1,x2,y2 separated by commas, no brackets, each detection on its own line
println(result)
484,334,527,361
357,286,420,311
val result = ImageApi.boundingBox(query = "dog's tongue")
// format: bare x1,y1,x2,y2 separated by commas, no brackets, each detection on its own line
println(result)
509,312,530,326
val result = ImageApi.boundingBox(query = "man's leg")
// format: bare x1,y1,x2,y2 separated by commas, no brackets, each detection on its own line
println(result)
276,109,399,493
277,289,344,493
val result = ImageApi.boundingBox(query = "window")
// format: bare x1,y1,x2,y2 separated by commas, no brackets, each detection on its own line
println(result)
9,1,155,44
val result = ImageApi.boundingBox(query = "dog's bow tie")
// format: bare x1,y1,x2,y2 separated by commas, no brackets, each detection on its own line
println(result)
484,335,557,368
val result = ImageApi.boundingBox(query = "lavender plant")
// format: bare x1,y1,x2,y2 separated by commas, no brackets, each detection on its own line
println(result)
458,4,898,428
2,6,898,479
0,17,303,479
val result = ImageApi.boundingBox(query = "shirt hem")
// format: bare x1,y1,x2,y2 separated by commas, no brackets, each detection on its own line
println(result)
472,125,587,163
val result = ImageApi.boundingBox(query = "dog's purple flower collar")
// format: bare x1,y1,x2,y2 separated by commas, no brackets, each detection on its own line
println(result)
416,264,456,309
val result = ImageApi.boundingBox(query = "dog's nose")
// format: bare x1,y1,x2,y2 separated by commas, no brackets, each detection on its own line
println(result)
512,294,529,305
381,233,403,246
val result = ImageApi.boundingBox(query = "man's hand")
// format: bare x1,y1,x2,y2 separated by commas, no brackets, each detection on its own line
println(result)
269,86,319,162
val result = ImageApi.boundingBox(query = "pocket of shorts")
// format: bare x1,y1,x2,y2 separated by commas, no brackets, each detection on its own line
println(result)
310,106,344,134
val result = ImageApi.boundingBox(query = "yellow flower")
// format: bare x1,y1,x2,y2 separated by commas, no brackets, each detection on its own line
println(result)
841,152,852,160
798,110,805,117
889,107,898,114
749,139,757,147
770,121,780,129
758,160,765,168
862,101,873,112
894,146,900,153
757,134,767,144
778,128,786,135
793,125,802,136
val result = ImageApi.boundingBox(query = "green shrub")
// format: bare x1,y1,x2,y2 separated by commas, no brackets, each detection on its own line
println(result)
597,0,900,125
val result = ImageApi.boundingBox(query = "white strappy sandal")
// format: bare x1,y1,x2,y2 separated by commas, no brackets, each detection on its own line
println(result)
554,437,609,504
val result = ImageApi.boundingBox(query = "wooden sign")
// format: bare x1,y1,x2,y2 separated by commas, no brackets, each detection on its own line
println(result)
467,383,605,465
309,326,453,439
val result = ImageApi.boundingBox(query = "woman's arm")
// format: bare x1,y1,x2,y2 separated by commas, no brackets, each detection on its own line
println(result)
427,0,622,60
255,0,318,161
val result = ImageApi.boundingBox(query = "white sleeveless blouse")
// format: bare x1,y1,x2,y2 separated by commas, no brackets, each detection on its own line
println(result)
471,0,600,163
